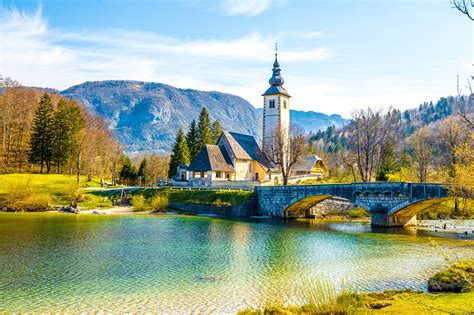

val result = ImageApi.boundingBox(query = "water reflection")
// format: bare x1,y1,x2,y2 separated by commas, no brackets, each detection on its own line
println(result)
0,213,473,313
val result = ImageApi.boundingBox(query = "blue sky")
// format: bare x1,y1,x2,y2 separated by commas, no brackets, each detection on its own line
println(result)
1,0,472,117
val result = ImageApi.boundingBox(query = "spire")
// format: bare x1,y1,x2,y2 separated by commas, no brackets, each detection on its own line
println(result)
262,43,290,97
273,43,280,68
269,42,284,86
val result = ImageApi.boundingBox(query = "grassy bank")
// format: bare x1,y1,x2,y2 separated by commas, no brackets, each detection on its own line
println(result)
131,188,254,207
0,173,114,210
240,290,474,314
240,260,474,314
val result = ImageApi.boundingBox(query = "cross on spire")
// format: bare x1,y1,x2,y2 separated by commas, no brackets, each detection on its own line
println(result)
274,42,278,55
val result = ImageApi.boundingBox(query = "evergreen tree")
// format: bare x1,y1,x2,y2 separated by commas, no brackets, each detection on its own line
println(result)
168,129,190,178
138,158,150,186
376,140,397,181
211,120,222,144
120,157,137,185
29,93,55,173
66,100,85,176
197,107,212,150
186,119,199,160
52,99,72,173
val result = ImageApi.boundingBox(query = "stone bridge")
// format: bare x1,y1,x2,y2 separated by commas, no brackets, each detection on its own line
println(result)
255,182,449,227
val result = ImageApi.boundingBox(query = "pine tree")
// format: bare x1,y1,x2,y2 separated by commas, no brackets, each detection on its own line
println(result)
66,100,85,176
29,93,55,173
211,120,222,144
376,140,397,181
52,99,72,173
186,119,199,160
120,157,137,186
197,107,212,151
168,129,190,178
138,158,150,186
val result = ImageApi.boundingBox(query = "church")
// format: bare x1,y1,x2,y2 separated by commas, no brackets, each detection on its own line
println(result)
173,51,326,187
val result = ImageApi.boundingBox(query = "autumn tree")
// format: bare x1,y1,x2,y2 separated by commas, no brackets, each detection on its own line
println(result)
409,127,433,182
439,116,465,178
148,153,169,185
29,94,55,173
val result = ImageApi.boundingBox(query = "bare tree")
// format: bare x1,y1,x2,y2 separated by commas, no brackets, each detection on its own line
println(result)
263,124,306,186
409,127,433,182
346,107,388,182
451,0,474,21
439,116,465,177
109,143,124,186
457,76,474,129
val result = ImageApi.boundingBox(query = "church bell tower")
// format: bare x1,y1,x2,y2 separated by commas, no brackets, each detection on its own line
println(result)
262,44,291,162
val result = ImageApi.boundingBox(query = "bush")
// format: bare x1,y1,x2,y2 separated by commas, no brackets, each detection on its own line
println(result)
428,260,474,293
2,179,52,211
149,194,168,212
131,195,147,211
347,208,369,219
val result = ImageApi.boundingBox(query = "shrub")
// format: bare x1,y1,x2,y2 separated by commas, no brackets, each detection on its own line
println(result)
149,194,168,212
21,194,52,211
428,259,474,293
131,195,147,211
3,179,51,211
347,208,369,219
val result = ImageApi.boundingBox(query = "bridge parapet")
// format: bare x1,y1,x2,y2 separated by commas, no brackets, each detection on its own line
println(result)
255,182,449,226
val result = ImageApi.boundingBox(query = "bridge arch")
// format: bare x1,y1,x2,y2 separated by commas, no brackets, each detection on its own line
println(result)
255,182,449,226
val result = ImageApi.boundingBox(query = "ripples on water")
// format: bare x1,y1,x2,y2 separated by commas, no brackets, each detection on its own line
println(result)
0,213,473,313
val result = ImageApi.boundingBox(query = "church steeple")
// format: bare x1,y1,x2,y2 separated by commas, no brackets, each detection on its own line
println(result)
261,44,291,165
262,43,290,97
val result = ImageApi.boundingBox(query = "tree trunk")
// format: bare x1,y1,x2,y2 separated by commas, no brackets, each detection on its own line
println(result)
76,149,81,185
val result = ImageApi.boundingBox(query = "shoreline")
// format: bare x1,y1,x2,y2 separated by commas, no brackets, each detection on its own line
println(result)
6,207,473,236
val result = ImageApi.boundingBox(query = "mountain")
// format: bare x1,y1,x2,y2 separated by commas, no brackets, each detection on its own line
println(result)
256,108,347,134
60,80,347,154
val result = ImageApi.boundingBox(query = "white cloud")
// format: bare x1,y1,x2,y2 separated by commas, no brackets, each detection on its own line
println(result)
222,0,272,17
0,7,331,97
4,6,459,119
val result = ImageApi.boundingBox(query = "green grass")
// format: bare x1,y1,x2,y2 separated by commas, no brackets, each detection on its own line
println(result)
130,188,254,207
0,173,113,210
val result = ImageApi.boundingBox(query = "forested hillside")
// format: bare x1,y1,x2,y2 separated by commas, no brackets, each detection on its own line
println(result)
308,93,473,208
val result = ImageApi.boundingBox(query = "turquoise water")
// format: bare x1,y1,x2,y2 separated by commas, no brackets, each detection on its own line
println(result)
0,213,473,313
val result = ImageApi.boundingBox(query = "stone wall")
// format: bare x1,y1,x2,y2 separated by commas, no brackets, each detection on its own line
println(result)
167,194,257,218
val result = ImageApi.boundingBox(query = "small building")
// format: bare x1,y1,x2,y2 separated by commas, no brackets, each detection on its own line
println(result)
291,155,326,178
176,163,189,181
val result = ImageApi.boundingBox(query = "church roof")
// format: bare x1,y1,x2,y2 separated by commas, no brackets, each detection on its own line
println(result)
292,155,326,172
262,85,290,97
222,131,271,169
187,144,234,172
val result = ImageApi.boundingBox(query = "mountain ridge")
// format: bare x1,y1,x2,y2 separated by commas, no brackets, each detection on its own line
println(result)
60,80,348,154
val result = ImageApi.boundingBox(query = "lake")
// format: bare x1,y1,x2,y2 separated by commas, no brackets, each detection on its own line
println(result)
0,213,473,313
